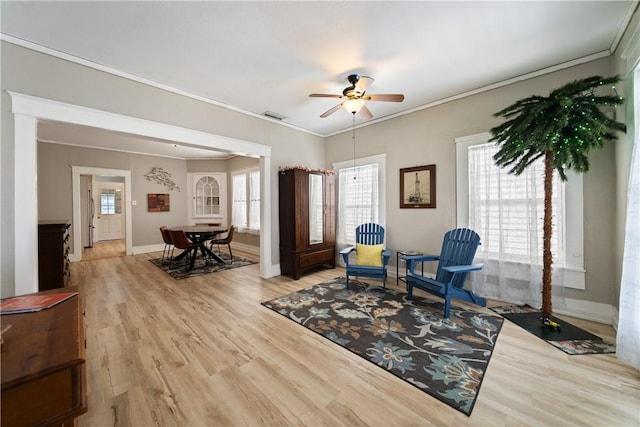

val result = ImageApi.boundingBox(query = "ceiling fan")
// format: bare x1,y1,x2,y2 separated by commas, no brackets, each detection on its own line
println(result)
309,74,404,119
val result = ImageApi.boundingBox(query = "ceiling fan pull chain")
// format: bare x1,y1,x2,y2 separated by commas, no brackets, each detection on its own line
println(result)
352,113,357,180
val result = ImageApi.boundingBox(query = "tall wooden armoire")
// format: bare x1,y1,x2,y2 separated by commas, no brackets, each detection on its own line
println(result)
279,168,335,279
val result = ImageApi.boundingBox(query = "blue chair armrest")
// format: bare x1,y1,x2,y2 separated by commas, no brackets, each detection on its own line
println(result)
441,263,483,274
382,248,392,266
340,246,355,264
340,246,355,255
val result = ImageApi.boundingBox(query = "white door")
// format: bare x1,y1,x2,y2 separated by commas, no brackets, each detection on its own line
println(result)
96,183,125,241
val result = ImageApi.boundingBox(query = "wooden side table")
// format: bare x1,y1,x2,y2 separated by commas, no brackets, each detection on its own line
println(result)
396,250,425,287
1,286,87,426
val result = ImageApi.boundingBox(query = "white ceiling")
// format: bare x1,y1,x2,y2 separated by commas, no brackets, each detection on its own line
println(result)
1,1,637,157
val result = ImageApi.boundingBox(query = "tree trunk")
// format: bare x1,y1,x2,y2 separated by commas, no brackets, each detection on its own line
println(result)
542,150,554,317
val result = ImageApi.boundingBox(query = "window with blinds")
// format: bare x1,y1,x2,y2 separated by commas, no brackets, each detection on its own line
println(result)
468,143,565,264
249,170,260,230
232,168,260,232
338,163,379,245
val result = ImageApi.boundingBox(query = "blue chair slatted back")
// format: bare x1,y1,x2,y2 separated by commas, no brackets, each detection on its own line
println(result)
435,228,481,289
356,223,385,245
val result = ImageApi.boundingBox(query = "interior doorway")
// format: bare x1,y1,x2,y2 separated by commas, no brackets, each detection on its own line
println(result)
94,180,125,242
79,173,127,261
10,92,273,296
71,166,132,263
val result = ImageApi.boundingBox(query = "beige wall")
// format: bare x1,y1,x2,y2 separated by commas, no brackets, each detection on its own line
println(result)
36,140,262,255
37,142,189,249
1,40,325,295
325,57,622,307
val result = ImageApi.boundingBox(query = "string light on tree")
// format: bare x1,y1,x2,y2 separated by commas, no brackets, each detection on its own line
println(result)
490,75,625,327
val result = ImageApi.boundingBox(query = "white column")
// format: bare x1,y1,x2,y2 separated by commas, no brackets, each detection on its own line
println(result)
14,114,39,295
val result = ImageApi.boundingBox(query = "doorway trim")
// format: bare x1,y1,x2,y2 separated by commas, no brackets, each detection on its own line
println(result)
71,167,132,262
9,91,273,295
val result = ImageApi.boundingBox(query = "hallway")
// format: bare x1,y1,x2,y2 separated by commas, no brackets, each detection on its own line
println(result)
81,239,125,261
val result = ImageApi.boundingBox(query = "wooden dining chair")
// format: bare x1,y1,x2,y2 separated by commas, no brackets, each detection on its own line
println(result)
169,229,200,272
209,226,235,264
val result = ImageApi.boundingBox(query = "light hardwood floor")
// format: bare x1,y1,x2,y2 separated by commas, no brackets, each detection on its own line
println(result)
73,251,639,426
82,239,126,261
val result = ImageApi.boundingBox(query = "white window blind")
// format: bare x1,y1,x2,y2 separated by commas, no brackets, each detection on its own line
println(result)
232,168,260,233
337,163,379,247
249,170,260,231
468,142,565,264
232,174,247,229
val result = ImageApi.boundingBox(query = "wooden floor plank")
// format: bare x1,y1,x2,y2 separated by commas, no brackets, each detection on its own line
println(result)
73,250,640,426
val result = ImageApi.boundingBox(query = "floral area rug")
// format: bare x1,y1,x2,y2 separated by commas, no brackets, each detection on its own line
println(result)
490,305,616,355
149,253,256,280
261,277,504,416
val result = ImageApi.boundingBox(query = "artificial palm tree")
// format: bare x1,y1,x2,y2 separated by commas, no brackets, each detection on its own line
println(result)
489,75,625,323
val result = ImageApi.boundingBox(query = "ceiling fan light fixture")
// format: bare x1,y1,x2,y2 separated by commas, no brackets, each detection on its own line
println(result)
343,98,365,114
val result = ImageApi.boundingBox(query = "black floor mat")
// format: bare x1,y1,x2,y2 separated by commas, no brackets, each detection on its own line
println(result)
502,312,601,341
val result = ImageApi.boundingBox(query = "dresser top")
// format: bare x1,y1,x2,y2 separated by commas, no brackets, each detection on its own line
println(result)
38,220,71,226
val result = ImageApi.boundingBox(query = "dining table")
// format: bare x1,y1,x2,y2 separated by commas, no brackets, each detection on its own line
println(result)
170,225,228,270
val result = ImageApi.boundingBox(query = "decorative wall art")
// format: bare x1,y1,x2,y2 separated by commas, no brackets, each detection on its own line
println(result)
148,193,170,212
400,165,436,208
144,167,181,191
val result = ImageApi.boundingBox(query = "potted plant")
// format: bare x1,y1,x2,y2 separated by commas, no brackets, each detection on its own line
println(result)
490,75,625,327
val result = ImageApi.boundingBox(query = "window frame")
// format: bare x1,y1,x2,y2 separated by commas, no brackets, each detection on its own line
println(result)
231,166,260,234
333,154,386,248
455,132,585,289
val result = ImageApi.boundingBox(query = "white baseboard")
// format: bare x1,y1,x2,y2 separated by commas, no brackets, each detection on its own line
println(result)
264,263,281,278
611,306,620,331
554,298,615,325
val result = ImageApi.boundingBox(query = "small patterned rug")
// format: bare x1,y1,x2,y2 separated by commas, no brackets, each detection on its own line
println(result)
490,305,616,355
149,253,256,280
262,277,504,416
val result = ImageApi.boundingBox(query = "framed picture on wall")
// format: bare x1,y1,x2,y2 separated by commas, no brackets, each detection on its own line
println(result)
148,193,170,212
400,165,436,208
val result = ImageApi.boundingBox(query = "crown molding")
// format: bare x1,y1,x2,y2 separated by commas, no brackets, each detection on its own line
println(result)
0,33,323,138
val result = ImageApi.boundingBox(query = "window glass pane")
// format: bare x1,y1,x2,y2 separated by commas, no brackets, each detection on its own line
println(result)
114,189,122,214
468,143,564,263
232,174,247,228
101,189,115,215
338,163,379,246
249,170,260,230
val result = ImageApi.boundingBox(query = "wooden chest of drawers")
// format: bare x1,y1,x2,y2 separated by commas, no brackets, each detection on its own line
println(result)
38,221,72,291
1,286,87,426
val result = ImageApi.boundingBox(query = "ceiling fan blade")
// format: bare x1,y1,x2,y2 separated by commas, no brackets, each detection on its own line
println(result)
362,94,405,102
309,94,343,99
359,104,373,120
354,76,374,94
320,103,343,118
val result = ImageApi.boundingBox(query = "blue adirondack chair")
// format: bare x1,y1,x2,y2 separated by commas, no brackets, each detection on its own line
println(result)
340,223,392,290
403,228,486,318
